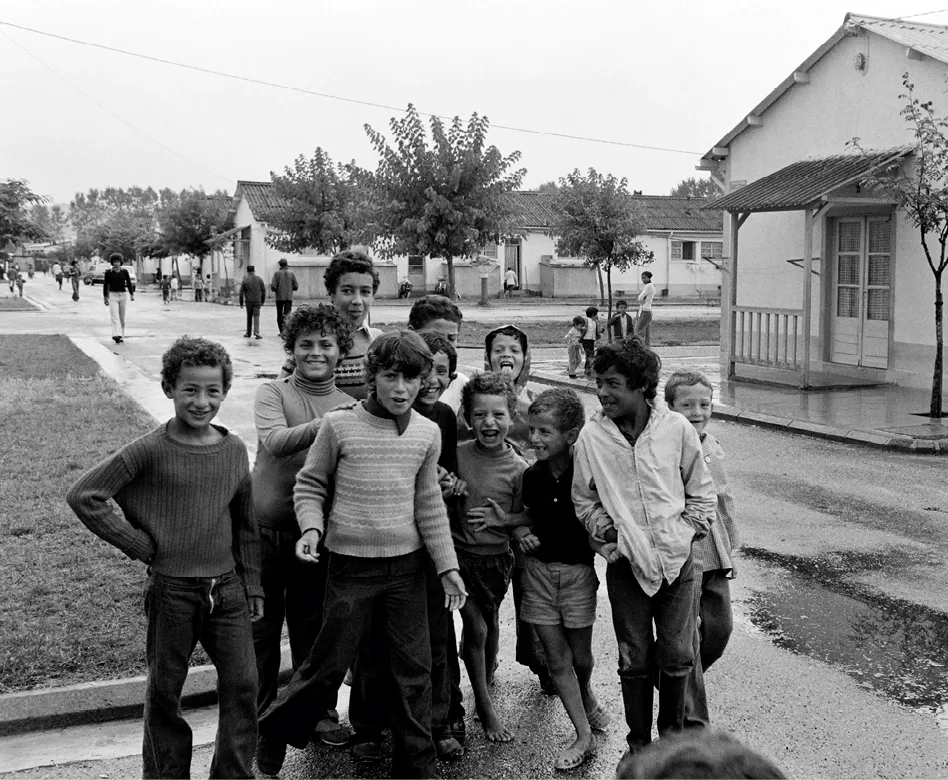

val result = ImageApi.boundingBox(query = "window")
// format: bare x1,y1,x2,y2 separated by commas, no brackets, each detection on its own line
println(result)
481,242,498,259
671,240,696,261
408,255,424,271
701,241,723,259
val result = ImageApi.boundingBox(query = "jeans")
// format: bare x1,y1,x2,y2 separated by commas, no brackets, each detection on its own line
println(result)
275,300,292,333
606,553,697,752
244,303,261,336
109,292,127,338
581,339,596,376
634,310,653,348
259,550,437,778
685,569,733,727
143,570,257,779
252,526,333,717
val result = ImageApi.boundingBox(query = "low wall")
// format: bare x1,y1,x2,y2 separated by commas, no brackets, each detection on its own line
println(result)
279,259,399,299
438,261,502,299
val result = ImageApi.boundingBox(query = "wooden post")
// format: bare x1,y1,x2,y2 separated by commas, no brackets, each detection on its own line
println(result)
801,208,814,389
724,212,741,377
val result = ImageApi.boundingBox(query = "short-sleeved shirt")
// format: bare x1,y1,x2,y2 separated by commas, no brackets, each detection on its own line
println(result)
523,459,593,566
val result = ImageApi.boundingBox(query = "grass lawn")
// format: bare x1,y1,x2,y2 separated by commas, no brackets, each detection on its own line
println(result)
0,336,169,693
0,297,38,311
376,316,719,349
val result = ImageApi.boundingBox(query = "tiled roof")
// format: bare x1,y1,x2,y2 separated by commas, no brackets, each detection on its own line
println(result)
507,191,556,228
235,181,287,215
707,148,911,213
204,194,239,228
632,195,722,232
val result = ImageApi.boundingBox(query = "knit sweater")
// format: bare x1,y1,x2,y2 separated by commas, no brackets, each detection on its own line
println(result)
251,373,351,531
452,441,526,556
66,423,262,597
293,402,458,574
334,324,383,400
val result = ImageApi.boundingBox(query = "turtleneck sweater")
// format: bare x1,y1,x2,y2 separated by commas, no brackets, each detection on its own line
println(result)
251,371,352,531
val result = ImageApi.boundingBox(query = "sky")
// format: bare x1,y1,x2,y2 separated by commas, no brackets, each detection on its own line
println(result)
4,0,948,205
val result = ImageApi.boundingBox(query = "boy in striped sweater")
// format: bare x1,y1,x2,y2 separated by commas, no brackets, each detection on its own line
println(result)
257,331,467,778
66,337,262,779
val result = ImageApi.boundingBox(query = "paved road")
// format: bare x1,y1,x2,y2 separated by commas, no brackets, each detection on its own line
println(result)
3,278,948,778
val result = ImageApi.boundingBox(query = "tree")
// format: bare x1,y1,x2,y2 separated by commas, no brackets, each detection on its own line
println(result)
851,73,948,418
69,187,160,265
151,189,234,277
536,180,559,194
265,148,369,254
0,179,48,248
669,176,718,198
364,104,526,296
551,168,655,333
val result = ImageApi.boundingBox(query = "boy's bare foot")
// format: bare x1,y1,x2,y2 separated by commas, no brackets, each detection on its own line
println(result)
553,733,596,771
478,707,513,742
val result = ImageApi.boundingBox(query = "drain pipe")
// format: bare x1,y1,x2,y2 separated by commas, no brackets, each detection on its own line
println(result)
666,231,673,298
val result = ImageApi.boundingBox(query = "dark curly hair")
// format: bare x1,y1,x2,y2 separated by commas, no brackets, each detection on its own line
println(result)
417,331,457,377
323,249,380,296
365,330,432,384
108,252,123,264
592,337,662,400
280,304,353,357
408,294,463,329
161,336,233,393
528,387,585,432
462,371,518,424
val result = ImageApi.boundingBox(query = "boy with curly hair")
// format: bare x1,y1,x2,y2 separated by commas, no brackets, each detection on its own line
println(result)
251,305,355,758
571,338,715,775
67,336,262,779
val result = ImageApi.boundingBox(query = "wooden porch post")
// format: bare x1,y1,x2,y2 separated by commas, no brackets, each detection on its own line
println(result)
725,211,741,378
801,208,814,389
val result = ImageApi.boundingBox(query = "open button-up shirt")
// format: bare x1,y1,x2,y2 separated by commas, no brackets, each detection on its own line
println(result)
572,402,715,596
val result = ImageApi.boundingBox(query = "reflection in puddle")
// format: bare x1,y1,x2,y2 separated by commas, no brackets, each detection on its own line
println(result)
742,553,948,724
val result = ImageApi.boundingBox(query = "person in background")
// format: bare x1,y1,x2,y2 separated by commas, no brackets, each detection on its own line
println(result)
169,273,179,302
239,265,267,340
270,258,299,335
52,261,63,290
193,273,205,303
206,274,215,302
609,299,635,343
161,275,172,305
103,252,135,344
503,267,519,299
635,272,656,348
581,306,600,378
565,315,586,379
68,260,81,301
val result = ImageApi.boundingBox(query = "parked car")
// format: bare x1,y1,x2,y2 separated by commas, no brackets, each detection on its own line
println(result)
83,263,137,291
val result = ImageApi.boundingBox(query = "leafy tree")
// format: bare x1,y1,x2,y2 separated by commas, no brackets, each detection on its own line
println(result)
364,104,526,296
151,189,234,277
551,168,655,332
0,179,48,248
536,180,559,193
851,73,948,417
69,187,160,265
265,148,369,254
669,176,718,198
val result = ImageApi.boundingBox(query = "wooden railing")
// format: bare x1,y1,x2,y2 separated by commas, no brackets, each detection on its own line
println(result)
731,306,803,370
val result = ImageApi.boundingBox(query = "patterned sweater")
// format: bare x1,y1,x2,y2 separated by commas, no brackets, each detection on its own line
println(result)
692,431,741,575
66,423,262,597
293,402,458,575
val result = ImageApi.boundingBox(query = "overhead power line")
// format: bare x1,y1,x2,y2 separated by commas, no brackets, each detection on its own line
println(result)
0,20,702,157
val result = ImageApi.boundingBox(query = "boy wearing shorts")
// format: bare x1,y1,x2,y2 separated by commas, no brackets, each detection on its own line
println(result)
67,337,262,778
517,388,607,771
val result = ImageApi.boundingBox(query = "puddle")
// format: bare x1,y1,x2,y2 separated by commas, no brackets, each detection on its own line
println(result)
741,548,948,725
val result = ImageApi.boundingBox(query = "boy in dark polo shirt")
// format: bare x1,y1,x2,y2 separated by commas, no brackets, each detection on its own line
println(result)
516,388,608,772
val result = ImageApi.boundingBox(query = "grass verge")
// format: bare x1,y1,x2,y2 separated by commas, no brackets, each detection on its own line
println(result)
0,297,38,311
0,336,174,693
376,316,719,348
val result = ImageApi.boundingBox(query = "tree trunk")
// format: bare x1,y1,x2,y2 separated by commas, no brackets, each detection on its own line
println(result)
596,263,605,308
446,256,456,300
606,265,614,343
932,270,944,418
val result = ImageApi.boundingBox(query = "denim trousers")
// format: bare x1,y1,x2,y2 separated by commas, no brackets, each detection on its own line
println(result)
275,300,292,333
252,526,335,717
634,310,653,348
244,303,261,336
606,553,698,752
259,550,437,779
581,339,596,375
143,570,257,779
350,553,454,741
684,568,733,728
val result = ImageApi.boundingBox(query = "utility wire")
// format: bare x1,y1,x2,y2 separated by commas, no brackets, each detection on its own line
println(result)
2,28,234,185
0,19,702,156
867,6,948,22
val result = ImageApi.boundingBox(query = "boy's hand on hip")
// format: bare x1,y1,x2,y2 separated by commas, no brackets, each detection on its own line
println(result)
441,570,467,611
295,529,321,564
465,498,506,532
248,596,265,622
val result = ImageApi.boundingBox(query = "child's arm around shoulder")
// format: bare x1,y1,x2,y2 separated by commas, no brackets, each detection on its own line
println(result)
679,419,715,540
253,381,321,457
293,411,342,541
705,432,741,552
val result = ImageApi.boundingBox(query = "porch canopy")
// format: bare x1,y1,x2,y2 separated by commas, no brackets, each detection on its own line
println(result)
703,147,911,387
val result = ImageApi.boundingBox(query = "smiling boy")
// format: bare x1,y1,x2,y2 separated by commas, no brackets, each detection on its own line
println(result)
257,330,466,778
571,338,715,775
67,337,262,778
409,294,467,414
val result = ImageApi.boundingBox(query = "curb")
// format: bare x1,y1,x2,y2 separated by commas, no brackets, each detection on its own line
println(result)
0,648,292,737
527,372,948,454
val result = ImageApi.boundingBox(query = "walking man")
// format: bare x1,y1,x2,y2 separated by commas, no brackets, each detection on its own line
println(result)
239,265,266,340
69,260,81,300
103,253,135,344
504,266,519,299
52,261,63,290
270,258,298,334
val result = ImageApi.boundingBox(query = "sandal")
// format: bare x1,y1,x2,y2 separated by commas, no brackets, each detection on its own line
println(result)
586,704,611,731
436,736,465,760
553,737,596,771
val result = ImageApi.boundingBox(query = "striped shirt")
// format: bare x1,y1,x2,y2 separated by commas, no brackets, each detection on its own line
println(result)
692,431,740,574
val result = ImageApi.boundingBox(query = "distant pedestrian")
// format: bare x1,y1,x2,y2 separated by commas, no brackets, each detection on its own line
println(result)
52,261,63,290
239,265,267,339
565,315,586,378
14,268,24,298
580,306,601,377
609,299,636,342
103,252,135,344
193,273,204,302
635,271,656,348
270,258,298,335
170,273,179,302
160,275,172,304
68,260,81,300
66,336,263,779
206,274,214,302
504,267,518,299
8,264,19,295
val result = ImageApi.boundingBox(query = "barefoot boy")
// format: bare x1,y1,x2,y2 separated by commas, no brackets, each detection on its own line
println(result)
571,339,715,774
67,337,262,778
517,388,607,770
453,372,528,742
257,331,466,778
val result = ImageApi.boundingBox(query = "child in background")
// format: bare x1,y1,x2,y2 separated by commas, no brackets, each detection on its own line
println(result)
193,273,205,302
571,338,715,776
408,294,468,414
516,388,607,771
565,316,586,379
251,305,354,761
66,337,262,778
160,275,171,304
257,331,466,778
664,370,741,728
581,306,600,377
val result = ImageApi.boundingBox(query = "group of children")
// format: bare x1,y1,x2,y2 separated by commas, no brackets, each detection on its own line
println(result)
67,249,742,779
